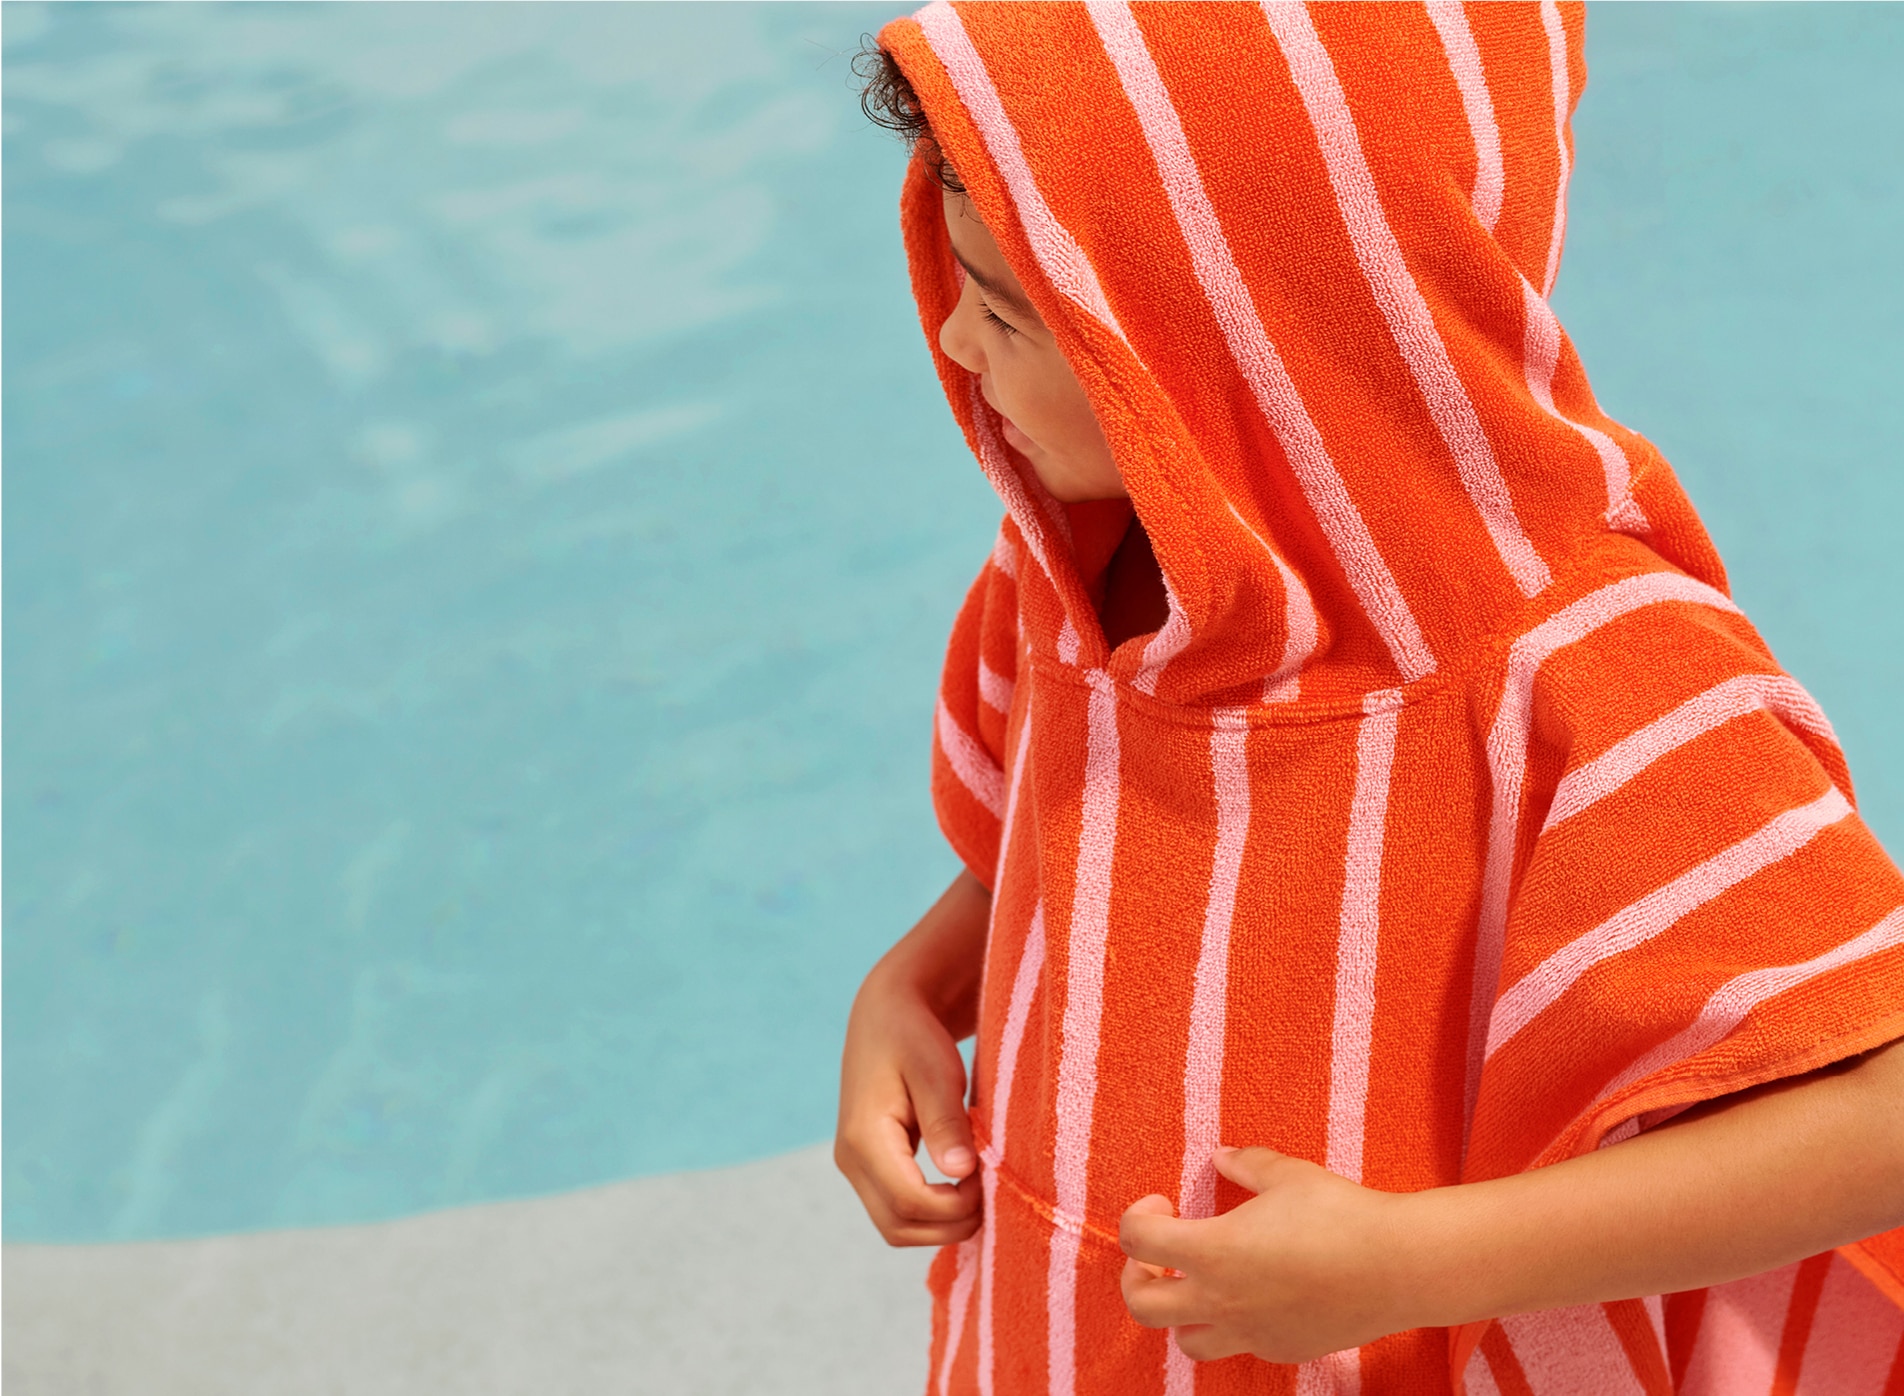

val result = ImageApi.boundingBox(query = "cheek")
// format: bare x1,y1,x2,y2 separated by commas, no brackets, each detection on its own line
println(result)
994,354,1063,432
1028,356,1105,448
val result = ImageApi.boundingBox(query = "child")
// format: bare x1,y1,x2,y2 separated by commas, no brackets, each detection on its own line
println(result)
833,5,1904,1393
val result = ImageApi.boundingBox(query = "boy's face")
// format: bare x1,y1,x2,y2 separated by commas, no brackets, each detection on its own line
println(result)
939,191,1126,504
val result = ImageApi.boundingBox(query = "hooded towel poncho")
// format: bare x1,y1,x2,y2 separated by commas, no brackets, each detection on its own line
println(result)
881,4,1904,1393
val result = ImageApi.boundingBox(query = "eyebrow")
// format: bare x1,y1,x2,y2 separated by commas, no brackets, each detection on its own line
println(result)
952,247,1039,321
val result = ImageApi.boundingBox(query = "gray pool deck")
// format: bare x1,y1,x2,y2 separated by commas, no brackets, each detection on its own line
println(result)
3,1143,934,1396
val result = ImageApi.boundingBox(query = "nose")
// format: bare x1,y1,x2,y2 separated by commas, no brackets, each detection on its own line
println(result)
938,276,988,376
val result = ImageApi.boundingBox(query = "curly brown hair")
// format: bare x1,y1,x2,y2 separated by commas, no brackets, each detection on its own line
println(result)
854,39,966,194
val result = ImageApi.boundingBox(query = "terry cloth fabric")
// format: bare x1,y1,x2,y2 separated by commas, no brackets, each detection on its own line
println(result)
885,4,1904,1394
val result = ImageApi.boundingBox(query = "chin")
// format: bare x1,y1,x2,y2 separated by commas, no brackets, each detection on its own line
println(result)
1022,452,1126,504
1032,472,1087,504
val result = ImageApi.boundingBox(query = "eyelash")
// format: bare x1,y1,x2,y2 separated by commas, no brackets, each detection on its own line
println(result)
981,305,1019,337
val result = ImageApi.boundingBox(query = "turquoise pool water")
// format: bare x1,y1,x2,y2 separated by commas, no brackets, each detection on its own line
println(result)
5,3,1900,1243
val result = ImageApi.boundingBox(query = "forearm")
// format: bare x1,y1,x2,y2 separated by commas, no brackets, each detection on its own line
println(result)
1409,1038,1904,1328
862,868,991,1040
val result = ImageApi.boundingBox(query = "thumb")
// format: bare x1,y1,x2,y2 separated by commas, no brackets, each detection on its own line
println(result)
1122,1193,1178,1278
1209,1144,1292,1195
909,1054,978,1182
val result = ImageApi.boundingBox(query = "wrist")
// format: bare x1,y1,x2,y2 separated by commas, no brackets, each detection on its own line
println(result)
867,872,990,1035
1379,1182,1510,1333
860,934,975,1043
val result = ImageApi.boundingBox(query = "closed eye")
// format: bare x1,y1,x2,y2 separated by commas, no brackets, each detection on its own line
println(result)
981,305,1020,337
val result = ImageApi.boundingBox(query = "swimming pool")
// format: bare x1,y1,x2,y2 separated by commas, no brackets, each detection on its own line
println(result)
5,2,1900,1243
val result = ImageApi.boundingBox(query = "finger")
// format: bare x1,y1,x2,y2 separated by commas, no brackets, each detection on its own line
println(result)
858,1114,982,1224
1121,1194,1177,1277
840,1153,983,1247
878,1212,984,1248
1120,1257,1203,1330
908,1050,979,1182
1173,1324,1251,1363
867,1199,983,1248
1118,1199,1197,1272
1209,1144,1293,1194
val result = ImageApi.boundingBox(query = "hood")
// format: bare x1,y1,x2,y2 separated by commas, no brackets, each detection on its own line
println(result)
882,0,1728,708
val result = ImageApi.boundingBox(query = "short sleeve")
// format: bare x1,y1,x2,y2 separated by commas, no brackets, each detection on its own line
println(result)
930,523,1024,889
1466,601,1904,1182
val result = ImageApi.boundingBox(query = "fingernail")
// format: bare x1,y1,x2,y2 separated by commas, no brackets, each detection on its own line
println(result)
943,1146,975,1172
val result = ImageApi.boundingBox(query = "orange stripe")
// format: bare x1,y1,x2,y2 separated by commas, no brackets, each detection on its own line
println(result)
1772,1252,1836,1396
1885,1325,1904,1396
1478,1324,1536,1396
1604,1299,1674,1395
1663,1289,1708,1391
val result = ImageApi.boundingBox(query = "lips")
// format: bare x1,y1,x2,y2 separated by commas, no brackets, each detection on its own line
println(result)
979,379,1031,453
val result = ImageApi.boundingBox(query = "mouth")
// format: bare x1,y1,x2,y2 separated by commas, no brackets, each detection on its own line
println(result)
981,383,1033,454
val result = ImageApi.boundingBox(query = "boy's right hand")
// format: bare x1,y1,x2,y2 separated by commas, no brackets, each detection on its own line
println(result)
835,871,990,1246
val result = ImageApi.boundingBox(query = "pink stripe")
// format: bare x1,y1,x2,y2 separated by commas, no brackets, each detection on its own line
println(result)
1539,0,1571,296
1047,669,1121,1396
915,2,1124,340
969,380,1060,586
985,905,1045,1160
1166,1319,1197,1394
977,658,1015,716
1057,618,1082,667
1132,580,1194,696
1795,1253,1904,1396
1046,1226,1083,1396
937,696,1005,818
1465,571,1739,1129
1580,906,1904,1137
1295,1349,1362,1395
978,1169,1003,1396
1326,691,1402,1182
974,715,1036,1396
1519,278,1644,530
937,1235,980,1396
979,708,1038,1164
1085,0,1435,683
1170,689,1246,1396
1178,709,1252,1219
1546,673,1841,831
1643,1294,1667,1353
1266,529,1320,701
1263,0,1552,599
1463,1342,1505,1396
1424,1,1505,232
979,903,1045,1396
1681,1263,1800,1396
976,710,1037,1015
1488,786,1854,1059
1224,500,1319,703
1499,1307,1645,1395
990,524,1018,579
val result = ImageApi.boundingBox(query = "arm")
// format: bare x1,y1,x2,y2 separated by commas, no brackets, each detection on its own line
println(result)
1120,1036,1904,1363
835,869,992,1245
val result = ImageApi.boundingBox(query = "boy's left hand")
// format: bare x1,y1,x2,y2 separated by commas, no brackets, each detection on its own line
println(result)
1118,1146,1422,1365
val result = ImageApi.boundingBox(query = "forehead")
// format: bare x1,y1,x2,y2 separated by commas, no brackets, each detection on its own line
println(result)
942,190,1034,310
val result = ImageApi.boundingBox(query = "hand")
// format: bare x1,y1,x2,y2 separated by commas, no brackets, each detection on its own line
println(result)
834,873,990,1246
1118,1147,1420,1364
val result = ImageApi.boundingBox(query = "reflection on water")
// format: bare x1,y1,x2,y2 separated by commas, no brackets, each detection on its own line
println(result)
5,2,1901,1243
4,0,989,1241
